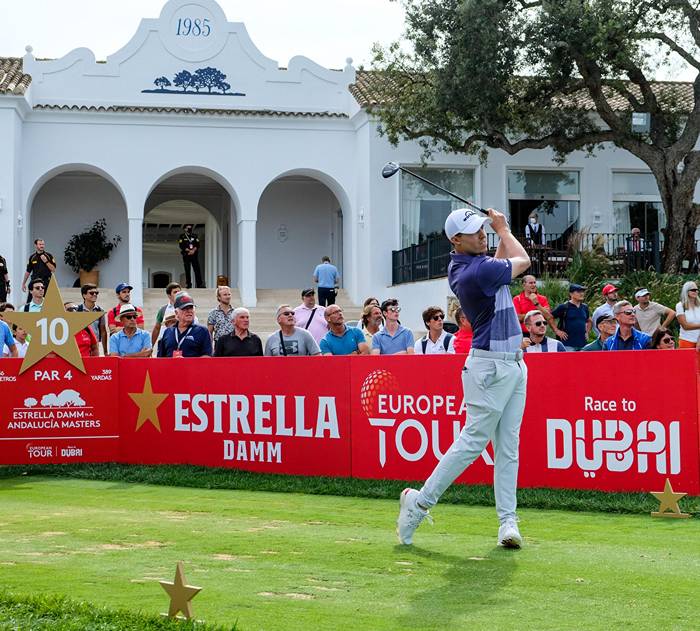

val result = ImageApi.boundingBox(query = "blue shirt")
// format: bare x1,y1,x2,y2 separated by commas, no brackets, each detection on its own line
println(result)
447,253,521,352
320,325,366,355
603,328,651,351
314,263,339,288
551,302,590,349
371,325,414,355
109,329,151,356
159,324,212,357
0,321,15,354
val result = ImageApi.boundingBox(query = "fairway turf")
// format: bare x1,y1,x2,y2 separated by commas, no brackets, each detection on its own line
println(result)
0,477,697,630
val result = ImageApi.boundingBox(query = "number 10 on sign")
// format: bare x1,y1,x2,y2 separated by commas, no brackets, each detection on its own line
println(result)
37,317,69,346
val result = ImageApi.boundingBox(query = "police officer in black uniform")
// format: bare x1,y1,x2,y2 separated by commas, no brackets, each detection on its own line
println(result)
0,253,9,302
177,224,204,289
21,238,56,302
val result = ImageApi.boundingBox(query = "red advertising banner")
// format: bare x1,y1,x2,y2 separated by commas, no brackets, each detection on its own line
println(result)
0,357,121,464
2,353,699,494
350,351,700,494
118,357,353,477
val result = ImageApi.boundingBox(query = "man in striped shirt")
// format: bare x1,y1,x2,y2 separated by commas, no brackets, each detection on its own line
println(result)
397,207,531,549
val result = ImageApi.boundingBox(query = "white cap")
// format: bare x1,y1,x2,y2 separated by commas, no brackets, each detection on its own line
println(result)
444,208,491,239
634,288,650,299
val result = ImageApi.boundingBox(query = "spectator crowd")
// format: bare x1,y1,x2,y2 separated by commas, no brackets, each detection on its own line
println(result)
0,237,696,359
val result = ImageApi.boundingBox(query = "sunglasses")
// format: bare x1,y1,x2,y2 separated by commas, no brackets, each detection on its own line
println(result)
387,306,401,313
689,288,698,292
87,291,99,296
431,314,445,321
280,311,295,317
122,314,137,320
620,309,635,316
33,286,44,291
660,337,674,344
65,306,78,312
532,321,546,326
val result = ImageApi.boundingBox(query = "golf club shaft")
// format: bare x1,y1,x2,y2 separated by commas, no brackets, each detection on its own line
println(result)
398,166,487,215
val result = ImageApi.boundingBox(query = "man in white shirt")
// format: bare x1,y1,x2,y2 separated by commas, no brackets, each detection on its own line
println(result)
414,306,455,354
523,310,567,353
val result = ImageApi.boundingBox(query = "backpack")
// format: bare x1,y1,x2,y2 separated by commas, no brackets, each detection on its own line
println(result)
421,333,453,354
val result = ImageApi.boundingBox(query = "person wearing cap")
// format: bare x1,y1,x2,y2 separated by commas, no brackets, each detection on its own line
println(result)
512,275,558,336
582,314,617,351
159,293,212,357
214,307,263,357
591,284,619,335
320,305,369,355
108,304,152,357
264,304,321,356
551,284,592,351
371,299,414,355
522,309,566,352
107,283,145,334
207,285,235,345
293,289,328,344
397,207,530,550
633,288,675,336
604,300,651,350
313,256,340,307
178,224,204,289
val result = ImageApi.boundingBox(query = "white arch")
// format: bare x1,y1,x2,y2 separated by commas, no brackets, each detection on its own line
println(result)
145,165,241,223
258,168,351,218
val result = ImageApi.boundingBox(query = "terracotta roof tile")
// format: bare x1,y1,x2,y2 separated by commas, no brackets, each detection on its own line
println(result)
350,69,694,113
33,103,347,118
0,57,32,95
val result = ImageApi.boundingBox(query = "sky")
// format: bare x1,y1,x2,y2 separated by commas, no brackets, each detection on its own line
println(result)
0,0,407,69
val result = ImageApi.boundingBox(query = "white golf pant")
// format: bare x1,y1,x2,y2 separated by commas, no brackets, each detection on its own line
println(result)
417,349,528,523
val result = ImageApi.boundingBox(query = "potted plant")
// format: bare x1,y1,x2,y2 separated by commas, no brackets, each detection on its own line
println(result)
64,218,122,286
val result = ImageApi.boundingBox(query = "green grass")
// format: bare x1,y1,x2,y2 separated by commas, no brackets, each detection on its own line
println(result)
0,592,233,630
1,463,698,515
0,476,698,630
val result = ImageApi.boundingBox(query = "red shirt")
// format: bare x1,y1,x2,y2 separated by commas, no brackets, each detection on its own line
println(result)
107,304,145,330
75,327,97,357
454,329,473,354
512,291,551,333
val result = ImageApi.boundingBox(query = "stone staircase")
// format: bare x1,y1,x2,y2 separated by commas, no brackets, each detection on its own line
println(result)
59,287,362,344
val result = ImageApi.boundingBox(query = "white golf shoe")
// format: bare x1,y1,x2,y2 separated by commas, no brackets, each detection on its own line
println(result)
396,488,431,545
497,518,523,548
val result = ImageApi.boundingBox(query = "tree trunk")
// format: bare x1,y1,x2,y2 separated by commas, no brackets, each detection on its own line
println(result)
660,183,698,274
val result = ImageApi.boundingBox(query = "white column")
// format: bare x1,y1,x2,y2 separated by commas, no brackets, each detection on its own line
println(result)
128,217,143,307
237,219,257,307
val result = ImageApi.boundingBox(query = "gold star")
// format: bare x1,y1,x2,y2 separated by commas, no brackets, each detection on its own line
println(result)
128,372,168,432
160,561,202,620
3,279,102,374
650,478,690,518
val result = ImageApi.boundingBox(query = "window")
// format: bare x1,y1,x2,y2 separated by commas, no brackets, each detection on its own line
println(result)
612,172,664,237
400,168,475,247
507,170,580,245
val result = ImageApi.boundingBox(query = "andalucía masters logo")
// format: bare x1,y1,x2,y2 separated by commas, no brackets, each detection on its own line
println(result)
360,369,400,418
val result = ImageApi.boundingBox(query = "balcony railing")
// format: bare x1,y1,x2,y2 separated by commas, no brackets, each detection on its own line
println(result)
392,231,675,285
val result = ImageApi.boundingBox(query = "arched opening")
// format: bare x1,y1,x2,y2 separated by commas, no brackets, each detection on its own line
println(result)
256,174,345,289
30,169,127,289
143,172,235,289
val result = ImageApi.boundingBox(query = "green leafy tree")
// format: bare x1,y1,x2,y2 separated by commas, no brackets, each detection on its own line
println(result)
373,0,700,272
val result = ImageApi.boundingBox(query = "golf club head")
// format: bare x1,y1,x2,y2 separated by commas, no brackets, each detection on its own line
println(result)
382,162,400,179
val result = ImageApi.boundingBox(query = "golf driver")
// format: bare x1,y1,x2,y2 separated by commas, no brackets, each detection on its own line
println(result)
381,162,487,215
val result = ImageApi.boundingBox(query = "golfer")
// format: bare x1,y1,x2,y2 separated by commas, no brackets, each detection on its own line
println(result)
397,208,531,548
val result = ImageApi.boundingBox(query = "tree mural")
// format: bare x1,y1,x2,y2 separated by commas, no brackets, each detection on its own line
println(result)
143,67,245,96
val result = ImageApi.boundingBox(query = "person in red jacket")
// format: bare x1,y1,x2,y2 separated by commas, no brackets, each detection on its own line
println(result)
453,307,473,354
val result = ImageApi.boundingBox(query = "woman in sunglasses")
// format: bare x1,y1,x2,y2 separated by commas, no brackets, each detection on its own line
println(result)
676,281,700,349
650,327,676,350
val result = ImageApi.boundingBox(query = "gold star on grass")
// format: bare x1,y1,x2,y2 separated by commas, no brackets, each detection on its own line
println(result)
160,561,202,620
650,478,691,518
128,372,168,432
3,279,102,373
